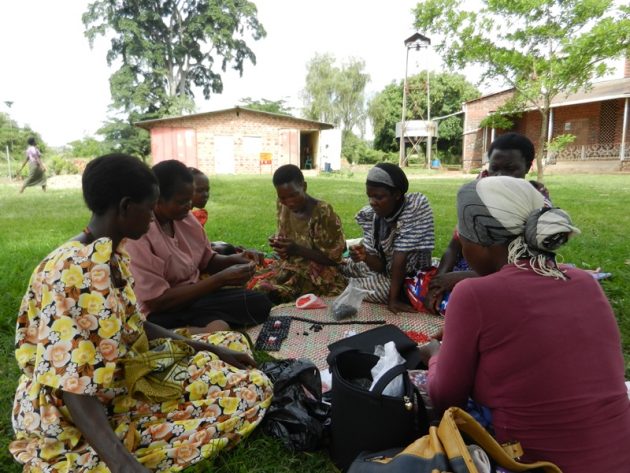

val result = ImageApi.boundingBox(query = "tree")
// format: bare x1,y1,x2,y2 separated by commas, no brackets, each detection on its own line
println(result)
83,0,267,118
368,71,479,162
67,136,110,158
0,113,46,164
301,54,370,141
414,0,630,180
238,97,293,115
97,117,151,159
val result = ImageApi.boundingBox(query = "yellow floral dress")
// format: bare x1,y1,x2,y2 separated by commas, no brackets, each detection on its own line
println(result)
10,238,273,472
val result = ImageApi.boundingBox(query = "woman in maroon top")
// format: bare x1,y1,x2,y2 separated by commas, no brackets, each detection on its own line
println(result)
420,176,630,472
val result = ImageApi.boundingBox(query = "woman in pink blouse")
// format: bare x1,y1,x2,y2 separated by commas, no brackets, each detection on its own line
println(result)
125,160,271,330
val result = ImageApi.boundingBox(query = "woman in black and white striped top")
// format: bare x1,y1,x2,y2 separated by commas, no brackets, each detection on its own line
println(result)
343,163,434,313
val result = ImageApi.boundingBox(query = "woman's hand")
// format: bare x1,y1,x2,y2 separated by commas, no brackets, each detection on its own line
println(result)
189,340,256,369
418,339,441,367
349,243,367,263
212,345,257,369
425,271,475,314
270,236,297,259
63,392,151,473
241,249,265,265
217,262,255,286
387,299,415,314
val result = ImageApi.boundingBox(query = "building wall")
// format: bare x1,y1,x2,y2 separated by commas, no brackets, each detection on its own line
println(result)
464,95,629,168
148,110,326,175
514,99,627,160
462,90,514,170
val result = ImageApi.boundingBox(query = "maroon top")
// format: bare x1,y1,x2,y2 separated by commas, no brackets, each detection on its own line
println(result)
428,263,630,472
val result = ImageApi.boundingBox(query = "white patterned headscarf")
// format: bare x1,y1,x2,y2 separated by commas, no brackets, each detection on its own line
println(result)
457,176,580,279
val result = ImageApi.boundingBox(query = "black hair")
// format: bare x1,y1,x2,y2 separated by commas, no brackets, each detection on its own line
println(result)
366,162,409,194
82,153,157,215
488,132,535,168
188,166,206,177
27,137,36,146
273,164,304,186
153,160,193,200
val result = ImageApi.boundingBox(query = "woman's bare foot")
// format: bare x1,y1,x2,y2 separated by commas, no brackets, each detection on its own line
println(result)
187,320,230,334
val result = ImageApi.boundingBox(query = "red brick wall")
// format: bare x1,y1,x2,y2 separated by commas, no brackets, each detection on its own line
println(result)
147,110,327,175
462,90,514,170
463,96,628,168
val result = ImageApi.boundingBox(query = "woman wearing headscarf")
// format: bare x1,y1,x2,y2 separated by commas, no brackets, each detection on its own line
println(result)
343,163,434,313
420,176,630,472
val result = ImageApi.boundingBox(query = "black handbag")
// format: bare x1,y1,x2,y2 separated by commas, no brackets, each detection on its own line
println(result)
327,324,423,369
327,347,429,471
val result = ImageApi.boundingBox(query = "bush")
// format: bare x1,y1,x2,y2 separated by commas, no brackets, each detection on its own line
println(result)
48,155,79,175
341,133,400,165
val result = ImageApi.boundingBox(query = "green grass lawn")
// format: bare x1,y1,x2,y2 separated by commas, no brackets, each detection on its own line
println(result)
0,172,629,472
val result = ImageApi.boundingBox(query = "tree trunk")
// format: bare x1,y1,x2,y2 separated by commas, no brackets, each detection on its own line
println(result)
536,99,550,182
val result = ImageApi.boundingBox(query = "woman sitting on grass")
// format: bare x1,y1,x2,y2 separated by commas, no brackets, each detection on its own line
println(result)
10,154,273,473
189,166,210,227
125,160,271,330
250,164,346,303
425,132,550,313
342,163,434,313
420,176,630,472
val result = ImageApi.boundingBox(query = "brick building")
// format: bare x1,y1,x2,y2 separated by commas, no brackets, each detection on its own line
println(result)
462,65,630,171
135,107,340,174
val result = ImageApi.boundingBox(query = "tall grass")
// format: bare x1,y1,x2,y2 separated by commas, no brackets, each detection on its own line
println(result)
0,172,628,472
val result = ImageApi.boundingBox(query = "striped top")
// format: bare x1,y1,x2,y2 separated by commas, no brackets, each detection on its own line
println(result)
356,192,434,274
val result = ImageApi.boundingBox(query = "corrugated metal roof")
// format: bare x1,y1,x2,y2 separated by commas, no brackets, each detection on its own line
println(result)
549,77,630,107
464,77,630,108
134,106,335,129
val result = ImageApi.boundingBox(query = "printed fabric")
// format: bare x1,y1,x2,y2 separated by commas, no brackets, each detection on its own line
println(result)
11,238,273,472
342,192,434,303
191,208,208,227
249,200,346,302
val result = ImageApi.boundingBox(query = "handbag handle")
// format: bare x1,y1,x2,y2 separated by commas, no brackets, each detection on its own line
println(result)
327,347,410,396
326,345,358,367
371,363,408,395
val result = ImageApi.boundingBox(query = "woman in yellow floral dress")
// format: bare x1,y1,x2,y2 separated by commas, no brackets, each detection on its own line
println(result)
249,164,346,303
10,154,273,473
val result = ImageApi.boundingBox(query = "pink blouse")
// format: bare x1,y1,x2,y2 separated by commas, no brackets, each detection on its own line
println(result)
125,213,215,315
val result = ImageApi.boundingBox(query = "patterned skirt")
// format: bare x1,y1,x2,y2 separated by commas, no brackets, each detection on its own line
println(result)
10,331,273,472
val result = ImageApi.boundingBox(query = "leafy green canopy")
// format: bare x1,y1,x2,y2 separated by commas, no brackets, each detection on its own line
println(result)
368,72,479,161
238,97,293,116
0,113,46,162
414,0,630,178
83,0,267,118
301,54,370,140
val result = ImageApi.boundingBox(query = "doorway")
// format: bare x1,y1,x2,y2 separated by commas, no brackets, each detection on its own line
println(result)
300,131,319,170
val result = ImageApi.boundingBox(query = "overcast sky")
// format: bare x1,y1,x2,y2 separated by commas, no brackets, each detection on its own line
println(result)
0,1,624,146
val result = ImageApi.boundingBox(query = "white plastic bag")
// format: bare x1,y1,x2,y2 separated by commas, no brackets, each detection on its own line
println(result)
330,279,373,320
369,341,405,396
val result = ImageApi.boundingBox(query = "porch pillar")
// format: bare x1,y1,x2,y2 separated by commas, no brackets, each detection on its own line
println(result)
620,97,628,162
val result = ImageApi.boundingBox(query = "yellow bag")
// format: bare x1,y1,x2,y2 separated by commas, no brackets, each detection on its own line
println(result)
348,407,562,473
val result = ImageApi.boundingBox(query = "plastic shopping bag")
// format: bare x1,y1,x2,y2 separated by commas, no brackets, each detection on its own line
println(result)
369,341,406,396
330,279,373,320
